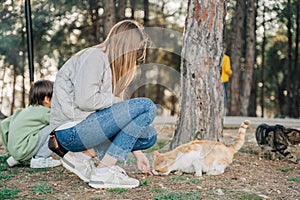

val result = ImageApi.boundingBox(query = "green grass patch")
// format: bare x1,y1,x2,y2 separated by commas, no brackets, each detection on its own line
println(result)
0,188,20,199
287,177,300,183
0,155,10,164
187,178,202,185
168,175,187,182
154,190,200,200
149,187,164,193
30,183,54,194
0,156,9,172
0,174,13,180
107,188,127,193
238,194,263,200
276,167,294,173
25,168,47,173
140,180,149,186
145,139,168,152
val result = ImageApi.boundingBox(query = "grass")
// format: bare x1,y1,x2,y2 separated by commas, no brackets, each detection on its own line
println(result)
187,178,202,185
30,183,54,195
0,156,9,172
107,188,127,193
168,175,187,182
0,188,20,199
25,168,47,173
276,167,294,173
146,139,168,152
237,194,263,200
0,174,13,179
154,190,201,200
140,179,149,186
149,187,165,193
287,177,300,183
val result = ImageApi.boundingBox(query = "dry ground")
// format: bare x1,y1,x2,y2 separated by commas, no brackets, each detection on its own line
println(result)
0,124,299,200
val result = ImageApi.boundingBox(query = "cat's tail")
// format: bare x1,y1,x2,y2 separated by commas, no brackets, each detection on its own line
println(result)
229,120,251,153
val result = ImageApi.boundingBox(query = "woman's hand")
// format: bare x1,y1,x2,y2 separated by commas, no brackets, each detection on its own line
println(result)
132,150,153,175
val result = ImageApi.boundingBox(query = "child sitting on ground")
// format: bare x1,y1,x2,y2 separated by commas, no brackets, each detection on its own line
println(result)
0,80,61,168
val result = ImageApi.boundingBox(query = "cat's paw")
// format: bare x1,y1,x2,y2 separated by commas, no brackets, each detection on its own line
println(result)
152,169,159,175
174,171,183,176
194,172,203,177
206,171,224,176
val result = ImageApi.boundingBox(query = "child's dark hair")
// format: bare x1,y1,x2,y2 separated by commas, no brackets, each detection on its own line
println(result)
29,80,53,106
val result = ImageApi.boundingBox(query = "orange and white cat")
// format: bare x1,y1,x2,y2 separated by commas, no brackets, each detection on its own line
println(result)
152,120,250,176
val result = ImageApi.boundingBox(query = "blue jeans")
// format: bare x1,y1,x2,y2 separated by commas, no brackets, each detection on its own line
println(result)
55,98,157,161
222,82,229,105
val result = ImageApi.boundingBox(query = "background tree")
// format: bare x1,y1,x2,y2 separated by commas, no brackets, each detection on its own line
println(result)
170,0,226,148
228,0,246,116
240,0,256,116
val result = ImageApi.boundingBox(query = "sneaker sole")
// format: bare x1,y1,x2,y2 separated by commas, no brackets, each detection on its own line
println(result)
30,163,61,168
61,157,90,183
88,181,139,189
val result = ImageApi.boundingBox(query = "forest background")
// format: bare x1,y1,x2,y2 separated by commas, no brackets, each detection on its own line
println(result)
0,0,299,119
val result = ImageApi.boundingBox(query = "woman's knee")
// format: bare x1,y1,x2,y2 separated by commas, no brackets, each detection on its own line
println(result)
130,97,157,119
132,134,157,151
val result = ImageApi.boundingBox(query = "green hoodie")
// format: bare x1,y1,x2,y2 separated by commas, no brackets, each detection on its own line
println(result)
0,106,50,161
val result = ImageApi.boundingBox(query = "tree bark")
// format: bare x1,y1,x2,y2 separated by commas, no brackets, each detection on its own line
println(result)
260,3,266,117
116,0,127,21
130,0,135,19
103,0,116,37
240,0,256,116
89,0,101,43
229,0,246,116
287,0,293,117
170,0,225,149
292,0,300,117
10,66,17,115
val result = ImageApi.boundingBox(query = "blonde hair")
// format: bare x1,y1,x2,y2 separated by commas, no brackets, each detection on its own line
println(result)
99,20,148,98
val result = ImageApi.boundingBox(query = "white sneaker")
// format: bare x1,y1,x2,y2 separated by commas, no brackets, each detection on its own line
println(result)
30,157,61,168
89,166,140,189
6,156,20,167
61,152,94,183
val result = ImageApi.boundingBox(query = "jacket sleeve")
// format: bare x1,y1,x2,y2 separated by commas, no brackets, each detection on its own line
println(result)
0,117,10,149
74,49,119,111
0,109,23,150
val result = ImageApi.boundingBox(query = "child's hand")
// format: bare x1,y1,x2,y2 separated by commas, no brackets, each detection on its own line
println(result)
132,151,153,175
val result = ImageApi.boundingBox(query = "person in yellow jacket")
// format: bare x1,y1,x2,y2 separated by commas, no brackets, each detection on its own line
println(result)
221,52,232,105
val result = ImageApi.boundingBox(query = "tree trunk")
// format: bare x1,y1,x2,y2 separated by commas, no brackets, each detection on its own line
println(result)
240,0,256,116
116,0,127,21
170,0,225,149
144,0,149,26
287,0,293,117
229,0,246,116
136,0,150,98
0,66,7,111
103,0,116,37
130,0,135,19
260,3,266,117
89,0,100,43
10,66,17,115
292,0,300,117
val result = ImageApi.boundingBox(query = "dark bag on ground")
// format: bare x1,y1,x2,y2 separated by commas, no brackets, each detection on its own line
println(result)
48,132,68,157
